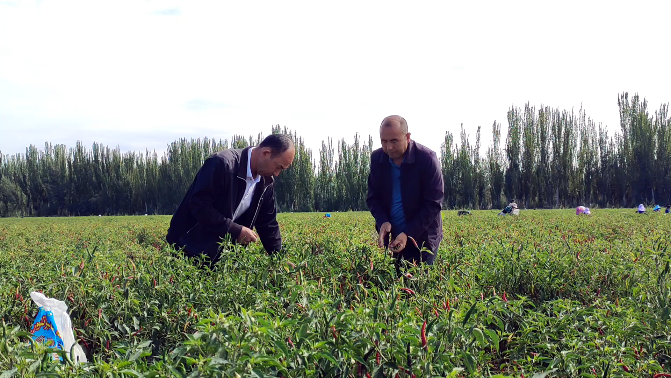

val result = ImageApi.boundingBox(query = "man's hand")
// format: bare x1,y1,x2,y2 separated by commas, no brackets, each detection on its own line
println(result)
237,227,259,245
389,232,408,253
377,222,392,248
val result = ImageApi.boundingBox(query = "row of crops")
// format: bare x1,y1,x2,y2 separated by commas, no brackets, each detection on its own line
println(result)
0,210,670,377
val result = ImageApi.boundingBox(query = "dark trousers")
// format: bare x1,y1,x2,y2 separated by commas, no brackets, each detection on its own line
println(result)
393,243,436,276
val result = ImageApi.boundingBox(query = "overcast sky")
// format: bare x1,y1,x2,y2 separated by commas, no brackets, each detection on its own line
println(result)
1,0,669,159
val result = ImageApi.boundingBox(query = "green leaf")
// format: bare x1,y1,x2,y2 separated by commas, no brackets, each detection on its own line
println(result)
483,329,499,352
472,327,485,347
462,351,476,373
129,349,144,362
273,339,289,356
120,369,144,378
0,368,18,378
462,302,478,326
299,323,309,340
137,340,153,349
373,295,381,321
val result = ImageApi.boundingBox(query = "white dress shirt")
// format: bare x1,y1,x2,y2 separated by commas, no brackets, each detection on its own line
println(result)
233,147,261,221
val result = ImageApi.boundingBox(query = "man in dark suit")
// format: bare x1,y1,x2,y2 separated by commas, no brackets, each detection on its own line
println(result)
367,115,444,266
166,134,295,262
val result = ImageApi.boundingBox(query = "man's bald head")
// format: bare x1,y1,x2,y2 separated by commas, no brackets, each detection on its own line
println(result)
380,115,408,134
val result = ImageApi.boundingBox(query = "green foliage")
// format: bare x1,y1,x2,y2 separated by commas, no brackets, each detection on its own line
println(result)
1,93,671,215
0,211,670,377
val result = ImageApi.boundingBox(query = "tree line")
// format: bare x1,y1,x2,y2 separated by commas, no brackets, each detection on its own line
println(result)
1,92,669,217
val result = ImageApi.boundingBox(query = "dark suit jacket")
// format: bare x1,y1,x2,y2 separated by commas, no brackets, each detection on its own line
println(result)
166,147,281,255
367,140,444,253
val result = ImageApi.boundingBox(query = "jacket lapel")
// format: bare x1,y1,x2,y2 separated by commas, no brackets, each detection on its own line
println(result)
233,147,251,214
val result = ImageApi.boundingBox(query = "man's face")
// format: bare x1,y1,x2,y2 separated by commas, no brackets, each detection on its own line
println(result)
380,124,410,161
259,147,295,177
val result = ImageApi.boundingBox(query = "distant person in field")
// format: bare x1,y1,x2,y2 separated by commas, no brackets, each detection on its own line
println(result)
166,134,295,262
637,204,646,214
499,200,518,216
367,115,444,268
666,205,671,214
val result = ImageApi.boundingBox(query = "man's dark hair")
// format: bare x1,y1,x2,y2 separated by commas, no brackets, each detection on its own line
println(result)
380,115,408,134
259,134,294,157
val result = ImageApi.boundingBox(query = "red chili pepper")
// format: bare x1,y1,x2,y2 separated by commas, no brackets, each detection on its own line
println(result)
78,336,89,350
433,308,439,318
502,292,508,302
480,292,484,300
408,236,418,249
400,288,415,295
287,337,294,348
331,325,337,340
653,374,671,378
444,298,450,310
421,320,427,349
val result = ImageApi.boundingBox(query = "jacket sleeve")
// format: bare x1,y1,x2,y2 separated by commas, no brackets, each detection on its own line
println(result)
188,156,243,240
404,151,444,240
366,156,389,231
254,184,282,254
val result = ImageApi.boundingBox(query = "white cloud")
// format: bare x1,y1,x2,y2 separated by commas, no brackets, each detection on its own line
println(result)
0,0,669,158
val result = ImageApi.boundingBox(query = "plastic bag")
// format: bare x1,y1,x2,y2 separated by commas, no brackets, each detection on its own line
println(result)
30,292,88,363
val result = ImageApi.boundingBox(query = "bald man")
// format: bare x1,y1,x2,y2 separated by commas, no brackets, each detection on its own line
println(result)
367,115,444,268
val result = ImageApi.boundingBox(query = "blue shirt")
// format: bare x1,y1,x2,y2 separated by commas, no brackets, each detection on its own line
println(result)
389,157,406,233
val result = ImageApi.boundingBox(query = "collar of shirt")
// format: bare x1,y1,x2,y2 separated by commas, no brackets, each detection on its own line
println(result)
389,155,405,168
247,147,261,183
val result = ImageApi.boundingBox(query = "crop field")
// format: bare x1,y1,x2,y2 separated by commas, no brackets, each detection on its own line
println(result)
0,210,670,377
